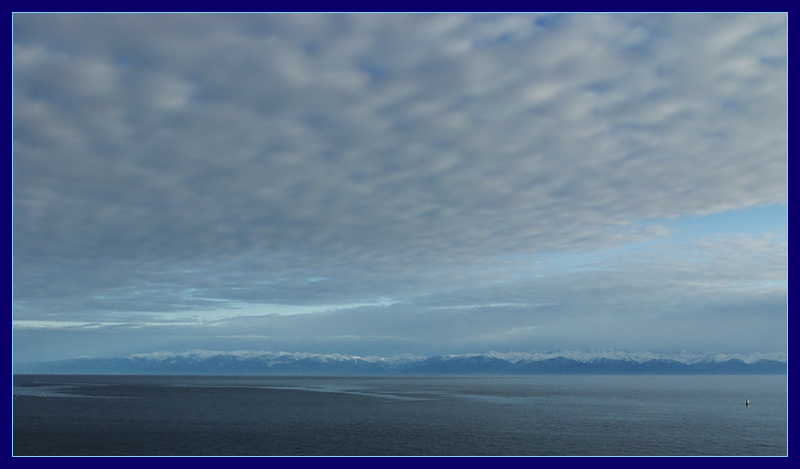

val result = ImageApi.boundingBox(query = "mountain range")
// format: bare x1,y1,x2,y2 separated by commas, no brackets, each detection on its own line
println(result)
13,350,787,375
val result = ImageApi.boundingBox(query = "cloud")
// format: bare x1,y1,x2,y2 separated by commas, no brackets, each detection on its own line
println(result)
13,231,786,361
12,14,787,360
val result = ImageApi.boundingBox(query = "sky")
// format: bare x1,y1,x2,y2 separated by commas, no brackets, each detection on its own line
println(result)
12,13,787,363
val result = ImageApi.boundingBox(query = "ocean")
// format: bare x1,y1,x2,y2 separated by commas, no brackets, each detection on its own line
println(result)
12,374,787,456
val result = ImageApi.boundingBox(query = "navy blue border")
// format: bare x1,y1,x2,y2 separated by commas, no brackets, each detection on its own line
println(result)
8,1,793,12
9,5,790,467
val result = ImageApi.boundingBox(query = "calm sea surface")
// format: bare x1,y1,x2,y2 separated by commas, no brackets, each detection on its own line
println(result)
13,374,787,456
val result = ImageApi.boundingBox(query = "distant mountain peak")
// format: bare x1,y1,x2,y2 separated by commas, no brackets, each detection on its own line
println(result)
15,349,787,375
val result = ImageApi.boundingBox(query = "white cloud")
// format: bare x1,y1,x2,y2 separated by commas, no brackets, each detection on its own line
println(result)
12,13,787,360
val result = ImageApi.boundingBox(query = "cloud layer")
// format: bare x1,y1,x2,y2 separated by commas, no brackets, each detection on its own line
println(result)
12,14,787,361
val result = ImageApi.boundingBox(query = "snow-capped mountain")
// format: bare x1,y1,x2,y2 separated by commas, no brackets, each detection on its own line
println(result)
14,350,787,375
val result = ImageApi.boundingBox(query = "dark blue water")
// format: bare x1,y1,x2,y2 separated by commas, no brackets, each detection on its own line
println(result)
13,374,787,456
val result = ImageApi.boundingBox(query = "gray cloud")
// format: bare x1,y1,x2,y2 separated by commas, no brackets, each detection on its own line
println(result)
12,13,787,361
13,232,786,361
